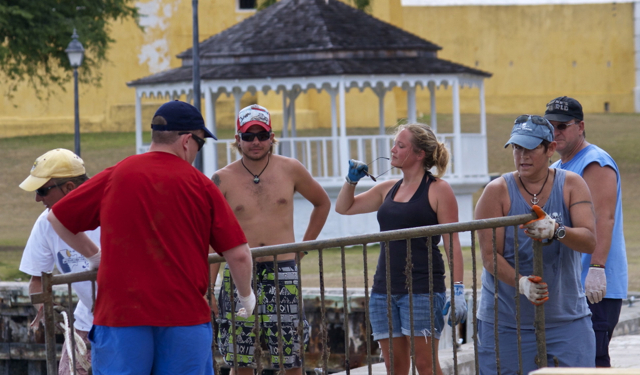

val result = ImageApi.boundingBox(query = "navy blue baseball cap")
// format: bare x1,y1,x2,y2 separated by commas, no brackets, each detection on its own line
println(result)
151,100,217,140
504,115,554,149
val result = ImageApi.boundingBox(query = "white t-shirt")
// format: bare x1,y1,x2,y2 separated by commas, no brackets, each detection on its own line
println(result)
20,209,100,332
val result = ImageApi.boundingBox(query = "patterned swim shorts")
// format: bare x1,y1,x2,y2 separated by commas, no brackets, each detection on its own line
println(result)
217,260,310,369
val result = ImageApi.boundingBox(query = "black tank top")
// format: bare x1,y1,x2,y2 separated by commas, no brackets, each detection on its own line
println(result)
373,172,446,294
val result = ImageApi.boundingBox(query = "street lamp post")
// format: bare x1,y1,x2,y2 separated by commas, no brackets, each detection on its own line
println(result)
65,29,85,156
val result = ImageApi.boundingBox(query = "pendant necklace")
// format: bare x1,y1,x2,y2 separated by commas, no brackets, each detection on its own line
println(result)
241,154,270,184
518,168,550,205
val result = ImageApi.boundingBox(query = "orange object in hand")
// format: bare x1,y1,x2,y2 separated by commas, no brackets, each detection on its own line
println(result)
519,275,549,306
520,205,556,241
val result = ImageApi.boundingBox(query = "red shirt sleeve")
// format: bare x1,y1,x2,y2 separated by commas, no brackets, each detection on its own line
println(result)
52,166,113,234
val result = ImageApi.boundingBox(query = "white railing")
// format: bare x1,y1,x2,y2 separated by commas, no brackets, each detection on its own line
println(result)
137,133,488,182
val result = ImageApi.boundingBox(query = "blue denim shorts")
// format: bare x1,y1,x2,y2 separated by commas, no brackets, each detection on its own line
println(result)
369,292,446,341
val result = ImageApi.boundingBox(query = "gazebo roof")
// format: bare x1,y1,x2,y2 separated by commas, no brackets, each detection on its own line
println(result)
128,0,490,87
179,0,440,58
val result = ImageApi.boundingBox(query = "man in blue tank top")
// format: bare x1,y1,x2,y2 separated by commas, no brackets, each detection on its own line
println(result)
545,96,628,368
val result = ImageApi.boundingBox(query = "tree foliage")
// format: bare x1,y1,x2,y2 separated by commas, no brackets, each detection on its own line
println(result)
0,0,140,98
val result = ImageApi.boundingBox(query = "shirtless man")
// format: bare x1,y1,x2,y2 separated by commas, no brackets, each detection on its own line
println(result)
211,104,330,375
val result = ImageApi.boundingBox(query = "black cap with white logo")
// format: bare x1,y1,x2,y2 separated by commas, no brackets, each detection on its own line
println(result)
544,96,583,122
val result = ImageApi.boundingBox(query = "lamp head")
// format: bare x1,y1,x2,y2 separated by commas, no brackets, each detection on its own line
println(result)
65,29,85,68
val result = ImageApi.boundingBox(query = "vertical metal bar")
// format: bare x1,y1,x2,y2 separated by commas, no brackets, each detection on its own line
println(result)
404,239,415,375
91,279,96,314
340,246,351,374
253,260,263,375
295,252,305,374
191,0,203,171
229,271,239,375
471,231,479,374
384,240,394,375
208,264,219,375
362,243,372,375
513,225,523,375
428,236,436,375
67,283,77,375
449,233,458,375
73,67,81,157
42,272,57,375
533,241,547,368
318,248,329,375
492,228,501,375
274,254,285,375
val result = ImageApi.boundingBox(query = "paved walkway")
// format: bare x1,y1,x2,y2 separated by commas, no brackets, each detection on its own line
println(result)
334,302,640,375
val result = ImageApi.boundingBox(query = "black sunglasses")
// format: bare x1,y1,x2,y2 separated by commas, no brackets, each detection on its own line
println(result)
179,132,205,151
239,131,271,142
36,183,60,197
515,114,554,133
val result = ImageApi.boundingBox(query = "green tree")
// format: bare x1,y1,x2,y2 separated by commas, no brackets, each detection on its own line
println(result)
0,0,140,99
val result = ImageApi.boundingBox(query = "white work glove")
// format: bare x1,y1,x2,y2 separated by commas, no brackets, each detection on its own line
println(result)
585,266,607,304
518,275,549,306
442,284,467,327
86,251,101,270
521,205,556,241
237,291,256,318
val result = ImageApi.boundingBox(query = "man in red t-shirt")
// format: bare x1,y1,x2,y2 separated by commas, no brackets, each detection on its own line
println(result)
48,100,255,375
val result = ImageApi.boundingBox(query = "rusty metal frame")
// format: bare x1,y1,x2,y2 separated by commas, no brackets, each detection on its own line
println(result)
34,213,537,374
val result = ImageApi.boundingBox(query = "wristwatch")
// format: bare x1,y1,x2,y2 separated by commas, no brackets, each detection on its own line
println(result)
554,224,566,240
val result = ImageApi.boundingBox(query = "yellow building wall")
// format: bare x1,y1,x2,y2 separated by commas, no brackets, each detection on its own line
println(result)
0,1,635,138
401,2,636,115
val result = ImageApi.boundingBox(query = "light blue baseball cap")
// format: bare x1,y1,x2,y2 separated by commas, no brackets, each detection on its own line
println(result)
504,115,554,149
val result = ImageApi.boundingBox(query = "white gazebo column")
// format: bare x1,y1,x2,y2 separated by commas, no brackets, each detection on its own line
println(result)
281,89,289,138
479,80,487,136
135,90,143,154
452,79,462,177
429,81,437,133
203,88,220,177
289,88,301,139
280,89,291,156
407,85,417,124
233,88,243,126
338,78,349,178
328,88,339,177
372,84,389,175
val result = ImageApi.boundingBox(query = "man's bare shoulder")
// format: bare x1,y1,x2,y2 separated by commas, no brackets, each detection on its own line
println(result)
270,154,304,169
211,160,242,188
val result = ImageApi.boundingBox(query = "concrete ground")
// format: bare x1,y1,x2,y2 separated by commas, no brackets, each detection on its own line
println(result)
334,302,640,375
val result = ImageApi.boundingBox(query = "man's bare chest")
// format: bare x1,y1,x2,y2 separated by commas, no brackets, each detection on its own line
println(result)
225,178,295,218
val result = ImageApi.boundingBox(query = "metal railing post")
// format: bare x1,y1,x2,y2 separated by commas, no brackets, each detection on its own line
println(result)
42,272,58,375
533,240,547,368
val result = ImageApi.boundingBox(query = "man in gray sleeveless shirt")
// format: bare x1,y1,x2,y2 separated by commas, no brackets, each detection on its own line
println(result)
475,115,597,374
546,96,627,368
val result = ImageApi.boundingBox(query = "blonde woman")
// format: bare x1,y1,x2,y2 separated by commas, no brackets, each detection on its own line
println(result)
336,123,466,375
